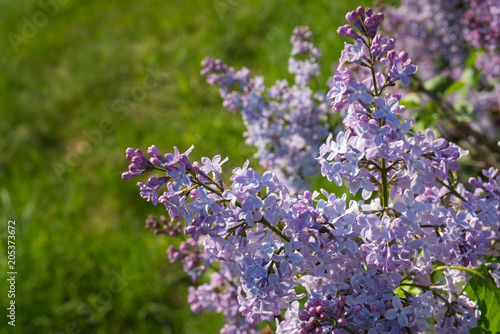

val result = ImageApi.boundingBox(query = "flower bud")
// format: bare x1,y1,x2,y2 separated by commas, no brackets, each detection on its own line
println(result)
374,13,385,24
125,147,135,158
150,157,161,166
352,302,364,313
178,154,193,170
147,145,160,157
399,51,409,62
364,17,375,27
370,45,379,55
387,50,396,61
385,300,393,309
309,316,318,324
148,176,160,186
179,241,190,252
192,161,202,173
469,177,482,187
346,28,358,38
129,163,140,172
337,26,348,37
132,156,142,165
332,101,345,111
298,310,310,321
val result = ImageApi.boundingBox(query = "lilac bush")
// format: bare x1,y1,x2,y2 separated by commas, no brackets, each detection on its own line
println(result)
122,6,500,334
384,0,500,169
200,0,500,191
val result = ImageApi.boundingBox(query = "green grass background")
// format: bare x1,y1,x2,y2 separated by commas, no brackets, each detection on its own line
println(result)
0,0,378,333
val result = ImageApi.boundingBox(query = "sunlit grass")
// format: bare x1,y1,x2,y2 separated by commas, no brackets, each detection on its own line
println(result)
0,0,371,332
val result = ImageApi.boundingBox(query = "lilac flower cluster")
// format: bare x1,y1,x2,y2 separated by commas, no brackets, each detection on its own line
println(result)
122,6,500,334
145,214,183,236
384,0,500,79
201,27,332,193
462,0,500,78
384,0,500,165
383,1,468,81
187,261,265,334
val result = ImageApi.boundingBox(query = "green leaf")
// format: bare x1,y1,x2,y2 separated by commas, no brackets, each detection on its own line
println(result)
412,101,440,131
472,67,483,87
423,74,455,94
464,265,500,333
453,101,475,122
484,254,500,264
460,67,476,87
400,93,420,110
465,50,478,67
399,100,420,110
444,81,466,96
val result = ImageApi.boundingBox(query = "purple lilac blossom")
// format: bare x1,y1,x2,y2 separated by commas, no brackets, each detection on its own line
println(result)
384,0,500,160
121,6,500,334
201,27,332,194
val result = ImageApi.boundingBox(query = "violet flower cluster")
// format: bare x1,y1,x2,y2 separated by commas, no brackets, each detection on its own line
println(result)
384,0,500,165
122,6,500,334
462,0,500,79
201,26,333,193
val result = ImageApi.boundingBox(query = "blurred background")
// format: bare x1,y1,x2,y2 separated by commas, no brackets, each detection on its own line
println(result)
0,0,385,333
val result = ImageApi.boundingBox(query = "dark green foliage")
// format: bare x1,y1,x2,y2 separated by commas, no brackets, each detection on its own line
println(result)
465,266,500,333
